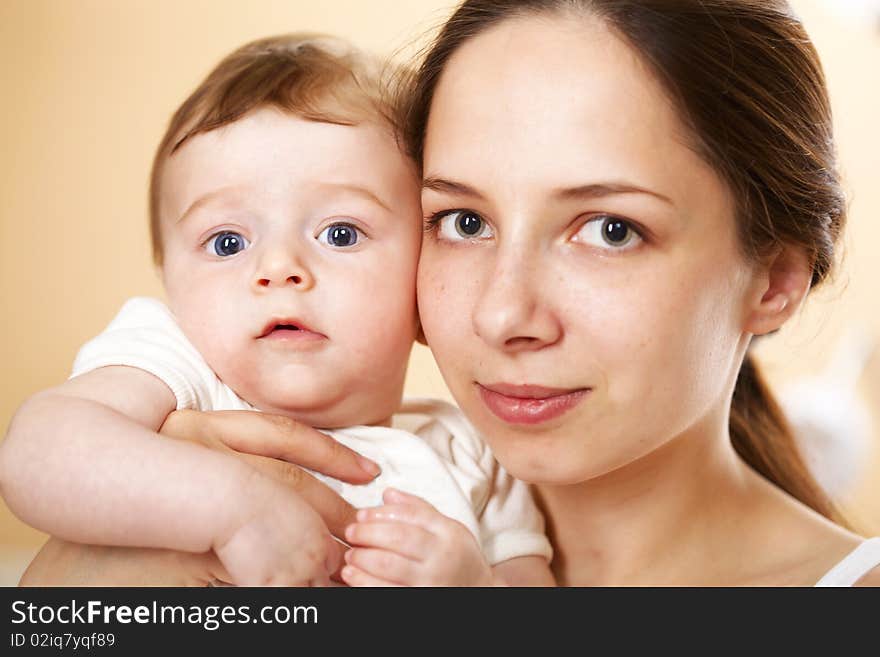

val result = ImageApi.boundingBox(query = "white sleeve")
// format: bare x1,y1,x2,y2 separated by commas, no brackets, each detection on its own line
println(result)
70,297,222,411
477,452,554,565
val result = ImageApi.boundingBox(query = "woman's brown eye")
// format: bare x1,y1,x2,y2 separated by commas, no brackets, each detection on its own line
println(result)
434,210,495,242
455,212,484,237
572,215,641,251
602,218,631,245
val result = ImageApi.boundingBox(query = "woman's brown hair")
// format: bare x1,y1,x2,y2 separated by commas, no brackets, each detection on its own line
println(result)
404,0,847,523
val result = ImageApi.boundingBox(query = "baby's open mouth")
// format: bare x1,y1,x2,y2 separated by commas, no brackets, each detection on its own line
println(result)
258,324,303,338
258,319,327,342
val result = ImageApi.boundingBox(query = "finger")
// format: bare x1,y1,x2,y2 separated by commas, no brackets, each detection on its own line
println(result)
185,550,233,586
164,410,381,484
330,546,351,584
344,521,434,561
340,564,400,588
237,454,358,538
227,412,382,483
356,501,446,534
344,548,418,586
382,488,437,509
325,535,346,577
158,409,203,441
308,572,332,587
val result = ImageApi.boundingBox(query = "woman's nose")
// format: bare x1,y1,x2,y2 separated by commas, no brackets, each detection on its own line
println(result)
252,246,314,291
472,247,561,352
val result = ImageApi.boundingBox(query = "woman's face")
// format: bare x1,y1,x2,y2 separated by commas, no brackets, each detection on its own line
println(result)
417,14,764,484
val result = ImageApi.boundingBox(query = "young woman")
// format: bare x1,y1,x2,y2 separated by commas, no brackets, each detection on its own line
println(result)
21,0,880,586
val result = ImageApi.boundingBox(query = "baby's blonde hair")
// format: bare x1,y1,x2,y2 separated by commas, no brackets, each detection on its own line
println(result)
149,33,405,265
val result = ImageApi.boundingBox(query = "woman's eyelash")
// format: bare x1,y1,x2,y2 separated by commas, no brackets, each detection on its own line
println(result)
424,210,453,233
424,211,446,225
597,215,652,243
587,214,644,236
424,209,651,253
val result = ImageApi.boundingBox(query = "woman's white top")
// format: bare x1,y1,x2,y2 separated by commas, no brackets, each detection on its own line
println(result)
815,537,880,586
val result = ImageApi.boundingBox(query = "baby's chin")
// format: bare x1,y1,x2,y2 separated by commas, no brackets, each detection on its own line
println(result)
244,388,398,430
223,364,406,429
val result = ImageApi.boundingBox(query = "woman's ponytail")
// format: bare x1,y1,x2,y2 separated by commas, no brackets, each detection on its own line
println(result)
730,353,845,525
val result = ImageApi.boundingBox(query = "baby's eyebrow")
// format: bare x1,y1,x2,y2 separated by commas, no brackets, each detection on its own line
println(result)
316,182,392,213
176,186,242,224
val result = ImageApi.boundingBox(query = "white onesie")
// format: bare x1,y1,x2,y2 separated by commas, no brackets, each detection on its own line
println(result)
71,297,552,566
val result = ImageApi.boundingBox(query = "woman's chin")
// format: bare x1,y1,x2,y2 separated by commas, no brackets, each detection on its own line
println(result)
482,436,582,485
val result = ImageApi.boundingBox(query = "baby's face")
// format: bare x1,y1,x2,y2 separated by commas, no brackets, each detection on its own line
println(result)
158,107,422,428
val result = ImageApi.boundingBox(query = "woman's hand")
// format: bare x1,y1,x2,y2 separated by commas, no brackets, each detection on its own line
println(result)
20,537,229,587
160,409,379,538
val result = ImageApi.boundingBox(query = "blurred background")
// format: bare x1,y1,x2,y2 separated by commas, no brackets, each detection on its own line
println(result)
1,0,878,585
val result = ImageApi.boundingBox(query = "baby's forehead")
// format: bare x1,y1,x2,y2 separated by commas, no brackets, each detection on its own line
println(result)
147,33,411,267
158,109,417,223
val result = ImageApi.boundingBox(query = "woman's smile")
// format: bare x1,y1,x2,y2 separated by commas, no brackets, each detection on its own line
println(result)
476,383,590,425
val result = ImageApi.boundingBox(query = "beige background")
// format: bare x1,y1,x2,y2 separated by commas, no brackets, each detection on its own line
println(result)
1,0,878,585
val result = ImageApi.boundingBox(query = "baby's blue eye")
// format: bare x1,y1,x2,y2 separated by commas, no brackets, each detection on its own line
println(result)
207,231,250,257
318,223,360,248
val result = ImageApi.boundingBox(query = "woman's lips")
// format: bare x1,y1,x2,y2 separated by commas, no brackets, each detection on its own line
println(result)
477,383,589,425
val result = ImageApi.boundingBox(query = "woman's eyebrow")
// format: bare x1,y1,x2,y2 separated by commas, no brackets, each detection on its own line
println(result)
422,177,673,207
554,182,674,206
422,177,487,200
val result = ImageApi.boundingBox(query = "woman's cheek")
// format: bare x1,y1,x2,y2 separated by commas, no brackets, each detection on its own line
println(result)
418,249,465,329
417,251,479,377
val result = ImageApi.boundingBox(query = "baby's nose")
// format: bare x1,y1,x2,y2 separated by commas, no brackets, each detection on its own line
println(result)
254,250,314,290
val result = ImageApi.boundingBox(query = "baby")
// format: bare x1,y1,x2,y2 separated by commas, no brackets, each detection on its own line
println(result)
0,34,553,586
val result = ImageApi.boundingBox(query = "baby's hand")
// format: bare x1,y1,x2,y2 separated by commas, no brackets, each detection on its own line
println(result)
213,472,340,586
341,488,494,587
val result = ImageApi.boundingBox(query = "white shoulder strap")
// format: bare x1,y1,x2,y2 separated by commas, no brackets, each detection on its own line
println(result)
815,537,880,587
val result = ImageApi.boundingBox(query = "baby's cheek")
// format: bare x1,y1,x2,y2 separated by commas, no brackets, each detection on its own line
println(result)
173,295,250,381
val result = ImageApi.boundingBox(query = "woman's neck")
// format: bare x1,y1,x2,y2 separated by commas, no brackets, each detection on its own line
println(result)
535,408,762,586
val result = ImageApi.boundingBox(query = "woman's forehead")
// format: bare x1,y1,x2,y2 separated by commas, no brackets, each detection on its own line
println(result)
423,14,711,204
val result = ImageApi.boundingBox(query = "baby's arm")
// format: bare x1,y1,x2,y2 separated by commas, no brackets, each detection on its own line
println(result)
491,556,556,586
1,366,343,585
0,365,256,551
341,488,554,586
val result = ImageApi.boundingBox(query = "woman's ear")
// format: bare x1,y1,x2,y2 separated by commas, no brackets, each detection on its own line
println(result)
743,246,812,336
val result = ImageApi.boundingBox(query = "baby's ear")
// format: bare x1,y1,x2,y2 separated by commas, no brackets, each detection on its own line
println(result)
743,245,812,336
